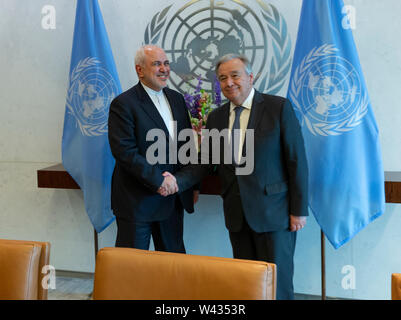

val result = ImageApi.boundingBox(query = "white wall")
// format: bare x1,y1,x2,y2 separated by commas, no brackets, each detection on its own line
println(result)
0,0,400,299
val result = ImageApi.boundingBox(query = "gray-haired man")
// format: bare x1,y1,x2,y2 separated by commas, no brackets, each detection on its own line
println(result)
162,54,309,299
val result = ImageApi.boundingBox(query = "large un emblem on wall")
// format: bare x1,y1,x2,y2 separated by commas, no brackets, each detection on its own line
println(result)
144,0,292,97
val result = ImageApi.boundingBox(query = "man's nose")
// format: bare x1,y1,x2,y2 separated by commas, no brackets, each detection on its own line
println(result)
226,77,234,86
159,64,169,73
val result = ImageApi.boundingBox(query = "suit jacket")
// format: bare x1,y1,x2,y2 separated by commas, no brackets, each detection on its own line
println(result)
175,90,308,233
108,82,194,222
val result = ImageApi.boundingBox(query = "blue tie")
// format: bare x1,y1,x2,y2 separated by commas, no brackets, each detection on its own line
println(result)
232,106,244,165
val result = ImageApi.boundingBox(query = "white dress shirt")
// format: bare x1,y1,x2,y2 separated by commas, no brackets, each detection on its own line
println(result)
142,83,175,138
228,88,255,162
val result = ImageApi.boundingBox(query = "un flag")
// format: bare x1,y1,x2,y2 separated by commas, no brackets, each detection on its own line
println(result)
62,0,121,233
287,0,385,249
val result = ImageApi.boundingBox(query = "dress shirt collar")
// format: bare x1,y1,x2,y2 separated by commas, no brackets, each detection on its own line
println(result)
229,88,255,112
141,82,164,97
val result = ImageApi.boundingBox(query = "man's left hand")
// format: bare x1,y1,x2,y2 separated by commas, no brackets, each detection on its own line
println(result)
290,215,307,232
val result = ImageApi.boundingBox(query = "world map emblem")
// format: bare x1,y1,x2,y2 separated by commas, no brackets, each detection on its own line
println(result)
289,44,369,136
66,57,119,136
144,0,292,97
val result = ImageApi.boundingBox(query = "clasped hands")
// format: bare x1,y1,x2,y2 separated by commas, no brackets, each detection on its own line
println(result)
158,172,200,203
157,172,178,197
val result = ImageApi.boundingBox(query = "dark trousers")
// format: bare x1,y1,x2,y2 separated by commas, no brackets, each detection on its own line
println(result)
229,219,297,300
115,204,185,254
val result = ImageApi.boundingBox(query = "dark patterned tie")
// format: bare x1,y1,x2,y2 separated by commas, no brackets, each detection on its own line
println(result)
232,106,244,165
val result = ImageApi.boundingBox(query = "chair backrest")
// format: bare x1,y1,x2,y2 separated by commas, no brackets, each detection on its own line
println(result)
93,247,276,300
0,239,50,300
392,273,401,300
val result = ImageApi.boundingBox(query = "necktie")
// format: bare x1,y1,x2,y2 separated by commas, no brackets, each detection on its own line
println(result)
232,106,244,165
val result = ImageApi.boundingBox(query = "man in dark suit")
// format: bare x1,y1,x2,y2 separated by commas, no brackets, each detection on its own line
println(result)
108,45,196,253
162,54,309,299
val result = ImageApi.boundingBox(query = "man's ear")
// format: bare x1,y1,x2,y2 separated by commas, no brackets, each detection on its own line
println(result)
136,64,143,79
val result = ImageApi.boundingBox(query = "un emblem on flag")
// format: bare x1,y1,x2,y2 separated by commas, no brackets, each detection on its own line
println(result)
66,57,118,137
289,44,369,136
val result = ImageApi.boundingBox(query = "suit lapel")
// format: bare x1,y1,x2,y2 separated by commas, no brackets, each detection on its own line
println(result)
241,90,265,160
214,103,234,172
135,82,170,136
218,102,231,130
246,90,265,132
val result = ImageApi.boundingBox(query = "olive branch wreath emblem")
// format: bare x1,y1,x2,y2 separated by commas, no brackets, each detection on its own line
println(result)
66,57,109,137
144,5,172,45
289,44,369,136
256,0,292,95
143,1,291,95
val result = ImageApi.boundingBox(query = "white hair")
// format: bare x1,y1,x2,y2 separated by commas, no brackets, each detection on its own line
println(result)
216,53,253,75
134,44,163,66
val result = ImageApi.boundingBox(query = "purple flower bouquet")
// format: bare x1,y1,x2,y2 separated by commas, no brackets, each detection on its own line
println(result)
184,75,222,148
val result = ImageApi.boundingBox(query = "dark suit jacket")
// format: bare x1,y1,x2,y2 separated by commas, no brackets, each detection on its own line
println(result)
108,82,194,222
175,90,308,233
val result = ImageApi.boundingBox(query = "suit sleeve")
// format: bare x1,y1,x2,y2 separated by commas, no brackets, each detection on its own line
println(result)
281,99,309,216
175,162,210,193
108,98,163,193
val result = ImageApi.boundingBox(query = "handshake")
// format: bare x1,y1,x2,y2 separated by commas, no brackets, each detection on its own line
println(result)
157,172,178,197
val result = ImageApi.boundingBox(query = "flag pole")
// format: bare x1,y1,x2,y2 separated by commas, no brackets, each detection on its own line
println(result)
321,229,326,300
94,228,99,259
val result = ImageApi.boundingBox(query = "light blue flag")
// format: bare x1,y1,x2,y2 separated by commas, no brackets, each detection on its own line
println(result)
62,0,121,233
287,0,385,249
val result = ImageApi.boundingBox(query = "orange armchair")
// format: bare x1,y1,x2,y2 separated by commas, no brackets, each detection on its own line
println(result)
0,239,50,300
93,247,276,300
392,273,401,300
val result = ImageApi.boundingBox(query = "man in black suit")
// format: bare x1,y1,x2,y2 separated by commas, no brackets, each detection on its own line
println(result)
162,54,309,299
108,45,196,253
